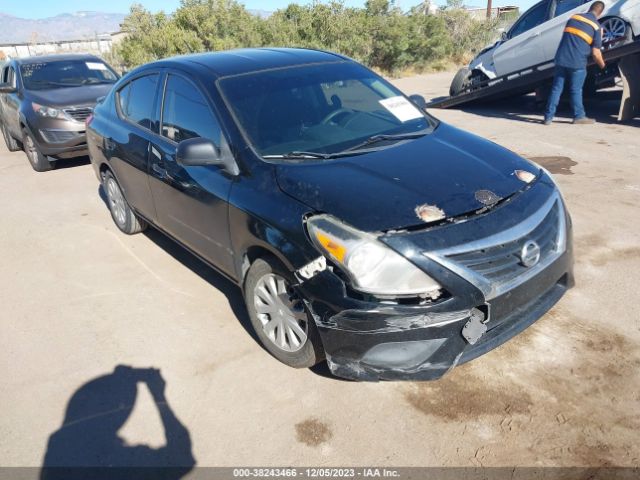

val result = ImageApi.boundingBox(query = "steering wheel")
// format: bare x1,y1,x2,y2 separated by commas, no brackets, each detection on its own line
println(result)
321,108,354,125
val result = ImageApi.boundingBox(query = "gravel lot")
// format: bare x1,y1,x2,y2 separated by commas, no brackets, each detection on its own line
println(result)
1,71,639,472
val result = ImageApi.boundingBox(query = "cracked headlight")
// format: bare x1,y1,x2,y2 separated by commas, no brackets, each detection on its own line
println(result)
306,214,441,298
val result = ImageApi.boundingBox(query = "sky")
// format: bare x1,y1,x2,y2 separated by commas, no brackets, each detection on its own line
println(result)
0,0,537,19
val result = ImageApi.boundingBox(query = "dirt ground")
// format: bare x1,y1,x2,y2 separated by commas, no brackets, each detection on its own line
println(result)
1,71,639,473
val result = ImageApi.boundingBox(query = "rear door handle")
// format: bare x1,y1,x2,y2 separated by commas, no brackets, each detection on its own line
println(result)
529,31,541,38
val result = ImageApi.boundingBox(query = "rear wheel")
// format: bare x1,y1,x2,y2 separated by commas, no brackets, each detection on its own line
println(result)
601,17,631,45
103,170,147,234
244,257,324,368
450,67,471,96
2,123,20,152
22,129,53,172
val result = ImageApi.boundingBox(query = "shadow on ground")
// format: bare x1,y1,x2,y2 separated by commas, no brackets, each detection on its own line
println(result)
41,365,195,480
53,155,91,170
442,89,639,127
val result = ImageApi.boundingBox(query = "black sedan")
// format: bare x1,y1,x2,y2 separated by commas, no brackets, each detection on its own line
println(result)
87,48,573,381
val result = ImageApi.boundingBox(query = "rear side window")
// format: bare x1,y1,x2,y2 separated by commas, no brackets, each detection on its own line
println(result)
118,74,159,130
161,74,222,145
554,0,585,16
509,0,550,38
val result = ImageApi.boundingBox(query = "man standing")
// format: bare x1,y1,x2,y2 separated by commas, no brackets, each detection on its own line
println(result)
544,1,607,125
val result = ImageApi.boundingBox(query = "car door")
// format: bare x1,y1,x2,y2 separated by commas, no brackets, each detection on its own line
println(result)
492,0,552,76
538,0,591,60
110,72,160,220
147,71,235,277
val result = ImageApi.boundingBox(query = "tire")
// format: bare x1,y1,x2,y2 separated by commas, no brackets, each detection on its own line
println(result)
22,129,53,172
103,170,147,234
601,17,631,46
2,123,20,152
244,257,324,368
450,67,471,96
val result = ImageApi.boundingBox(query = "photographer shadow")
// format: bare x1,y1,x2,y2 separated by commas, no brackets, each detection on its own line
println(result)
41,365,195,480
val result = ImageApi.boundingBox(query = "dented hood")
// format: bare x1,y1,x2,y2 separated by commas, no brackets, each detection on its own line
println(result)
275,123,537,232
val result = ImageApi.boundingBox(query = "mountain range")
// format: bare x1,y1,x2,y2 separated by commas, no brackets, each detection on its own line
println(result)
0,11,126,44
0,9,272,45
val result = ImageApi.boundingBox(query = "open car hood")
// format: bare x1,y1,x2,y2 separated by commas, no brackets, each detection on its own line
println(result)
275,123,538,233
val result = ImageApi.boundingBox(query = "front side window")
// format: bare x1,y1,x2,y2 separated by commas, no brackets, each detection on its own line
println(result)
161,75,222,145
509,1,550,38
20,60,118,90
218,62,434,158
4,67,16,87
118,74,159,130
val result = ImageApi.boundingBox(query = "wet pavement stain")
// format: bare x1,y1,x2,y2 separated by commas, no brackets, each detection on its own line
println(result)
402,305,640,466
528,156,577,175
295,418,332,447
404,371,533,421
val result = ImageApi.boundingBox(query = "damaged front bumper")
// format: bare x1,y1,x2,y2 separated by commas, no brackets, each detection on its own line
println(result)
315,258,572,381
298,175,574,381
303,246,572,381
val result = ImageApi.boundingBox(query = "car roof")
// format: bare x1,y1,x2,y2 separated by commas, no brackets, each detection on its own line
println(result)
142,47,349,78
14,53,102,65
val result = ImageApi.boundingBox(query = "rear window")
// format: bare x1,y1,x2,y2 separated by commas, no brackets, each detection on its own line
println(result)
20,60,118,90
117,74,159,130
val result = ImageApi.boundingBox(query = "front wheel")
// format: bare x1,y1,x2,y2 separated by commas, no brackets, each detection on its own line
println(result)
103,170,147,235
23,129,53,172
449,67,471,96
244,257,324,368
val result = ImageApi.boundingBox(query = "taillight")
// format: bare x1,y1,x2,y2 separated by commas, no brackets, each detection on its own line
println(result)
85,114,94,127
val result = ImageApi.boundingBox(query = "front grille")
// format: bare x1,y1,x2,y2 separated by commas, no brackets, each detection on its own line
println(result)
446,202,560,283
426,193,566,300
40,129,83,144
64,107,93,122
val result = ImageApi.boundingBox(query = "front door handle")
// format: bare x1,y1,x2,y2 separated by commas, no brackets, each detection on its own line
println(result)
152,163,167,177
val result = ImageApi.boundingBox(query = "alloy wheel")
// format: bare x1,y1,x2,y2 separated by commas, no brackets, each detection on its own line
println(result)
106,177,127,227
601,17,627,43
253,273,308,352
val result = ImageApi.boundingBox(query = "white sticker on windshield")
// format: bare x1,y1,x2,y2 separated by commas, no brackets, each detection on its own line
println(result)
379,96,423,122
86,62,107,71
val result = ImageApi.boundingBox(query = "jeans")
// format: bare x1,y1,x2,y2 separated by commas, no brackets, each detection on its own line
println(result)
544,66,587,121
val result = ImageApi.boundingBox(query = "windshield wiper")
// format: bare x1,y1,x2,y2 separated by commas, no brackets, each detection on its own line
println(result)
82,79,115,85
341,132,428,153
261,132,428,160
263,151,335,160
29,80,83,88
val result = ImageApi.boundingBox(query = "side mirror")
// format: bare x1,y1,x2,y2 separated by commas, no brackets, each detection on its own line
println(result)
176,137,239,175
0,83,16,94
409,94,427,110
501,31,508,41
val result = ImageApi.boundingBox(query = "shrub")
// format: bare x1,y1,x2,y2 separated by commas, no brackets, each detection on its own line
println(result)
115,0,500,74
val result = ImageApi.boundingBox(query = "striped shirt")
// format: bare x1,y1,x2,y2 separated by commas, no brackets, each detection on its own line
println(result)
555,12,603,69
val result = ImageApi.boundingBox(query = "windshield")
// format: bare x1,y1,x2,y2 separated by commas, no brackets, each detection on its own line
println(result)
218,62,435,159
20,60,118,90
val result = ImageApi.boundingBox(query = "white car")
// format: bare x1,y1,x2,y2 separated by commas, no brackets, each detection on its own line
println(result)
450,0,640,95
